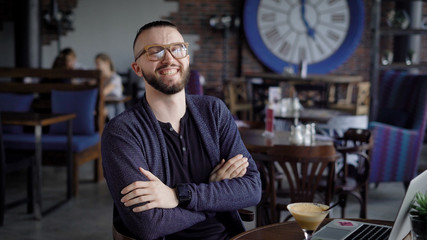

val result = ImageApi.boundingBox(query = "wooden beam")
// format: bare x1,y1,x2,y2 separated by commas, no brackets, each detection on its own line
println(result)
0,68,100,79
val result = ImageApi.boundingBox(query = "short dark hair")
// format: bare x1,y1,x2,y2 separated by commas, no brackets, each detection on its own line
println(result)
132,20,177,50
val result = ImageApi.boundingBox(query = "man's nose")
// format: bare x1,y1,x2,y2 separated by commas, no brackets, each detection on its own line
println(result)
161,49,174,63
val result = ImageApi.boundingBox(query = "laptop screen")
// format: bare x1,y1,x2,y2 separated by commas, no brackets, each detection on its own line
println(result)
389,170,427,240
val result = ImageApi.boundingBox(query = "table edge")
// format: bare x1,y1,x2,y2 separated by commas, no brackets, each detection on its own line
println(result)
1,112,76,126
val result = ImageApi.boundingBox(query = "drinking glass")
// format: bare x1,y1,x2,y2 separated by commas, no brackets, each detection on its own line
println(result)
287,202,330,240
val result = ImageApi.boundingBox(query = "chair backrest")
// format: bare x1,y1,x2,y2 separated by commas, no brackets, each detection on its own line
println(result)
266,144,338,205
251,152,274,226
335,128,372,183
355,81,370,115
369,71,427,183
223,77,253,120
224,77,250,107
0,68,104,135
376,71,427,130
341,128,371,147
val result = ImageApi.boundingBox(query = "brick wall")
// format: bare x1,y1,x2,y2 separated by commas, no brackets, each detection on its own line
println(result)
165,0,265,85
165,0,426,87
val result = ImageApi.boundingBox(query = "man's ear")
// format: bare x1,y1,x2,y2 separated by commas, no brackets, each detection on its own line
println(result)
131,62,143,77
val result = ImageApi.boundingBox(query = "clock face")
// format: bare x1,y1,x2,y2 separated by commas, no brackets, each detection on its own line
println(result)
244,0,364,74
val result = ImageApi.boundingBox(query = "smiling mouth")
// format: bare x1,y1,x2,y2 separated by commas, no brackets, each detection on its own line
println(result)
158,68,179,76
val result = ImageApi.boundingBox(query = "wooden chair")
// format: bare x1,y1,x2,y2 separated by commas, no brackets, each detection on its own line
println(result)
328,81,370,115
224,78,253,121
0,112,35,226
263,144,338,223
294,83,328,108
333,128,372,218
0,68,105,197
253,155,272,227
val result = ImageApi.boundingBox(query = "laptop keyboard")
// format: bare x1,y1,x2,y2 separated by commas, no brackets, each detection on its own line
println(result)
344,224,392,240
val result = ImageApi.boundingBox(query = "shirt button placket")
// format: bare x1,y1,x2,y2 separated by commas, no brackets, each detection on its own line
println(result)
180,135,186,152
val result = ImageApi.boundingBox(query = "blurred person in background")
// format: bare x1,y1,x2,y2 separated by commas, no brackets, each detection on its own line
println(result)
95,53,125,120
49,47,87,84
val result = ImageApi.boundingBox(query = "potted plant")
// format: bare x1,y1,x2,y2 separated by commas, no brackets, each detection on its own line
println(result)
410,192,427,239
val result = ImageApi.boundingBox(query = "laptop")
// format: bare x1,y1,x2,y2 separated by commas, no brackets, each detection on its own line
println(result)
311,170,427,240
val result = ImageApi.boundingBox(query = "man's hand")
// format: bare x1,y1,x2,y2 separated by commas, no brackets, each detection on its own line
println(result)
120,167,178,212
209,154,249,182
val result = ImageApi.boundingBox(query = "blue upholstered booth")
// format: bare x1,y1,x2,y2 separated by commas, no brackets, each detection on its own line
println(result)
2,89,99,152
0,93,34,133
0,68,105,197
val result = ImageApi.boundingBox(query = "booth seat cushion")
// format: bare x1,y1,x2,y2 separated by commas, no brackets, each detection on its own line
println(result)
0,93,34,133
3,133,100,152
50,89,98,135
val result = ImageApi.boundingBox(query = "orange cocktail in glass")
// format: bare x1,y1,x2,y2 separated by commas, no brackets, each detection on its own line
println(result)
287,202,330,240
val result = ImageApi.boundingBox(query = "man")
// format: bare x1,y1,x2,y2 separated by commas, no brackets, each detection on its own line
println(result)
101,20,261,240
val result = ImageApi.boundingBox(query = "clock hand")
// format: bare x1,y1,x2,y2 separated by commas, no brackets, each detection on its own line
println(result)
301,0,315,40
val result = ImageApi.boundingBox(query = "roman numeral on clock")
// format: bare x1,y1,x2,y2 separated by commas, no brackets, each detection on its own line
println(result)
265,27,281,44
327,30,340,42
261,13,276,22
331,14,345,23
279,41,291,56
316,44,325,55
328,0,341,5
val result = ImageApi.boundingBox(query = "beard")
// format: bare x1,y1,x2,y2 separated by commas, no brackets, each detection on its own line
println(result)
143,65,190,95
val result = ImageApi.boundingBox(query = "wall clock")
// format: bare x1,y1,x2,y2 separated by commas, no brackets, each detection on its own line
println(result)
243,0,364,74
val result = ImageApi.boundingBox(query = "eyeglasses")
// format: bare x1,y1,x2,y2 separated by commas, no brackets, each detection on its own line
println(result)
134,42,189,61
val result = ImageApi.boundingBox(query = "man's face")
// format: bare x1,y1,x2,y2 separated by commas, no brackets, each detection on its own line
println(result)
131,26,190,95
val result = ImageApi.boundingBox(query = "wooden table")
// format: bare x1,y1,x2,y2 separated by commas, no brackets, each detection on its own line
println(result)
239,128,332,153
231,219,394,240
1,111,76,220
